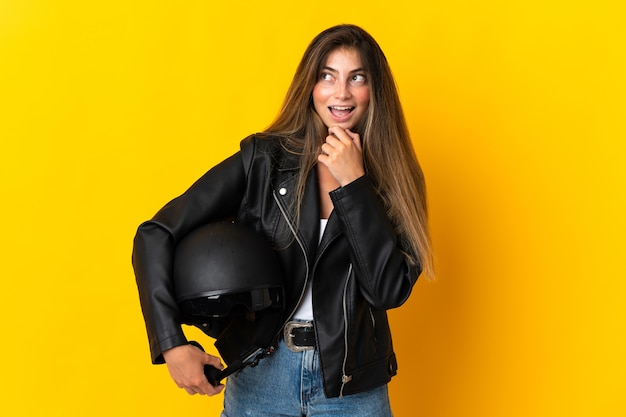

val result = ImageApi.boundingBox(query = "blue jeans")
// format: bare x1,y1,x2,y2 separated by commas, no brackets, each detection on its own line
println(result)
220,339,393,416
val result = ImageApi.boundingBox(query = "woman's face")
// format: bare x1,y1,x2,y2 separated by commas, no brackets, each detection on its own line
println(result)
312,48,370,131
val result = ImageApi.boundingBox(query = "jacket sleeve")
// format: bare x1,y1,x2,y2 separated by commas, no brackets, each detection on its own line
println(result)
329,175,421,310
132,150,248,364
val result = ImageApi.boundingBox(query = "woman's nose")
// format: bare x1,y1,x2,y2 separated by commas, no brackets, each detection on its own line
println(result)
334,81,351,99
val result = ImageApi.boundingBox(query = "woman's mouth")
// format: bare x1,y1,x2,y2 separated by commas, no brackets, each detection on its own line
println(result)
328,106,355,121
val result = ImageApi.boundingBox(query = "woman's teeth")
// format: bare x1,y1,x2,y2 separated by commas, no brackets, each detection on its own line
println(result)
329,106,354,117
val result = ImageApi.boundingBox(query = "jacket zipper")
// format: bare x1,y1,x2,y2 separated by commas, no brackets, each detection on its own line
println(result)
339,263,353,398
272,190,310,325
274,189,353,398
369,307,378,347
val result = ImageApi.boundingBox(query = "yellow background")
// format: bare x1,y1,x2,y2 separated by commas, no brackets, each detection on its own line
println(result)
1,0,624,415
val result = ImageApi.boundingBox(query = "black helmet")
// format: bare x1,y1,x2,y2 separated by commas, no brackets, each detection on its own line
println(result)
173,222,285,369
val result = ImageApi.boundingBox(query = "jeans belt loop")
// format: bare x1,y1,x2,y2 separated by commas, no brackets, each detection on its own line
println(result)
283,321,315,352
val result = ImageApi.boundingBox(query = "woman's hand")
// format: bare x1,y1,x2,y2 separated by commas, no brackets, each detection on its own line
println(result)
162,344,225,396
318,126,365,186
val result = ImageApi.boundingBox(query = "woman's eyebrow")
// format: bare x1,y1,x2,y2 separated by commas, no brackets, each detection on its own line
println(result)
321,66,365,73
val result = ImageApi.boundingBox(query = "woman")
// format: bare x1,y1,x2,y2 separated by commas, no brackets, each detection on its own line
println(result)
133,24,433,416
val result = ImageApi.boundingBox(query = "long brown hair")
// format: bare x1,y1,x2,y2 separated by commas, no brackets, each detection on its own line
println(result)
262,24,434,279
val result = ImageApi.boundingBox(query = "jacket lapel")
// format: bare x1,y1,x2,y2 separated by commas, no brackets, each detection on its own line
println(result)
274,152,320,259
316,210,343,263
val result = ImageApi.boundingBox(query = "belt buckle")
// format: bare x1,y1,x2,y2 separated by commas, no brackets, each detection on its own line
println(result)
283,321,314,352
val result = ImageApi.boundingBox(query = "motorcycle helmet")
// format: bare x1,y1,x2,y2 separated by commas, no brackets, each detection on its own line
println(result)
173,221,285,367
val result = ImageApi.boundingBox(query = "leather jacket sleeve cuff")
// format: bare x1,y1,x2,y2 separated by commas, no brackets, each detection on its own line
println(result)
152,333,189,364
330,175,387,219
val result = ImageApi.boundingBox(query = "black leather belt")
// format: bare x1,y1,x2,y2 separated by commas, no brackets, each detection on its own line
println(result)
283,321,315,352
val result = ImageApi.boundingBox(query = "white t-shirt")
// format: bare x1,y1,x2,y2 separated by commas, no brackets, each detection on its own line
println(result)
291,219,328,321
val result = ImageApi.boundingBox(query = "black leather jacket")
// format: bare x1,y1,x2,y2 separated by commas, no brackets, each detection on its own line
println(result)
133,135,421,398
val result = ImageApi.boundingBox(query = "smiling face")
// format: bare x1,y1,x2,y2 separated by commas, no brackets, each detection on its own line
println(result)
312,47,371,130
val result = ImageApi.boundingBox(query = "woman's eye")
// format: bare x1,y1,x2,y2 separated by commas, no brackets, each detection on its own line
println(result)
321,73,333,81
351,74,366,83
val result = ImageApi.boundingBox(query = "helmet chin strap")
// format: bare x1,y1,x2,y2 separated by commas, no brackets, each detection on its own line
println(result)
188,341,275,386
